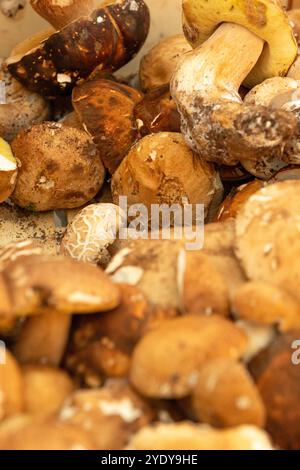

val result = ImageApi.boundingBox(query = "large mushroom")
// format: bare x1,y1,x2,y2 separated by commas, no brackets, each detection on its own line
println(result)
171,0,298,166
7,0,150,98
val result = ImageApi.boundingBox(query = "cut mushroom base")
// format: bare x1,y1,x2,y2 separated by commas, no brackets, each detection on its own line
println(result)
171,22,297,166
7,0,150,98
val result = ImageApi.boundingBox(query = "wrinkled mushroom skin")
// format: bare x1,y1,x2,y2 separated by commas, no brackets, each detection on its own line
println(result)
73,78,143,174
171,23,297,166
7,0,150,98
134,85,181,136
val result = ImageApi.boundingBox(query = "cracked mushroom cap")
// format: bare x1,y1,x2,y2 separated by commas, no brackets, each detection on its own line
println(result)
72,78,143,174
139,35,192,92
127,422,273,450
1,254,120,317
61,203,127,266
0,65,50,143
57,381,154,449
182,0,297,87
130,315,247,399
234,180,300,302
111,132,224,222
7,0,150,98
11,122,105,211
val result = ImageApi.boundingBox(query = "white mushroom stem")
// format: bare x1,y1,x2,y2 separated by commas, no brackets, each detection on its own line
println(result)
173,23,263,106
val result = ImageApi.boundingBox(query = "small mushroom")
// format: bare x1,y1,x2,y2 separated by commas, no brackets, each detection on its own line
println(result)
139,35,192,92
0,137,18,203
22,365,74,415
190,359,266,428
0,64,50,142
13,312,71,367
111,132,224,222
7,0,150,98
61,203,126,266
250,332,300,449
133,84,181,136
0,350,24,423
72,78,143,174
232,281,300,332
234,180,300,302
57,381,154,449
171,0,297,165
11,122,105,211
130,315,247,399
127,422,273,450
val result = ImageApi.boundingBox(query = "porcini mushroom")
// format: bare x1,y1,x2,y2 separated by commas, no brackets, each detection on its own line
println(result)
0,137,18,203
7,0,150,98
171,0,298,165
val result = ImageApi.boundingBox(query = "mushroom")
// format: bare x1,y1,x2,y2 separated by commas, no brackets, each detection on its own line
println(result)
61,203,127,266
189,359,266,428
0,252,121,317
171,0,298,166
72,78,143,174
130,315,247,399
57,381,154,449
0,137,18,203
11,122,105,211
234,181,300,302
111,132,224,223
30,0,104,30
22,365,74,415
65,284,176,384
0,350,24,423
139,35,192,92
13,312,71,367
7,0,150,98
250,332,300,449
133,84,181,136
0,64,50,142
127,422,273,450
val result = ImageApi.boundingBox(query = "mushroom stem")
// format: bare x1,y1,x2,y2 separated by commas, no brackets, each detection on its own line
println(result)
171,23,297,165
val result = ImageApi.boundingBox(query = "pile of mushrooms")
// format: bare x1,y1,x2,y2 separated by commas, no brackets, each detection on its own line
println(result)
2,0,300,451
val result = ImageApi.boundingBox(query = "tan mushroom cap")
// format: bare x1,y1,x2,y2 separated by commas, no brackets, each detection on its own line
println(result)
11,122,105,211
233,281,300,331
130,315,247,399
190,359,266,428
1,253,120,317
61,203,126,266
235,180,300,301
0,350,24,423
58,381,154,450
111,132,223,222
139,35,192,92
127,422,273,450
183,0,297,87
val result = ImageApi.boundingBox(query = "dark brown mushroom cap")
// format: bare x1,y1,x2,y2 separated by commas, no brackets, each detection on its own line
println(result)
0,253,121,317
7,0,150,98
72,78,143,174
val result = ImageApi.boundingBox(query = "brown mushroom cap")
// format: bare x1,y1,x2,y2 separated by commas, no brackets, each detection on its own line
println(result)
72,78,143,174
0,350,24,423
11,122,105,211
234,180,300,301
0,65,50,143
130,315,247,399
57,381,154,449
190,359,266,428
139,35,192,92
7,0,150,98
111,132,223,222
1,253,120,317
127,422,273,450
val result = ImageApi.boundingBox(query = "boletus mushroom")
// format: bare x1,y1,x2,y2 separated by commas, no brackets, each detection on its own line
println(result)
171,0,298,165
7,0,150,98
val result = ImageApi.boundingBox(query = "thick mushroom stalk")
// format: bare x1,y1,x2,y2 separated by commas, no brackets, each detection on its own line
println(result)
171,23,297,165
